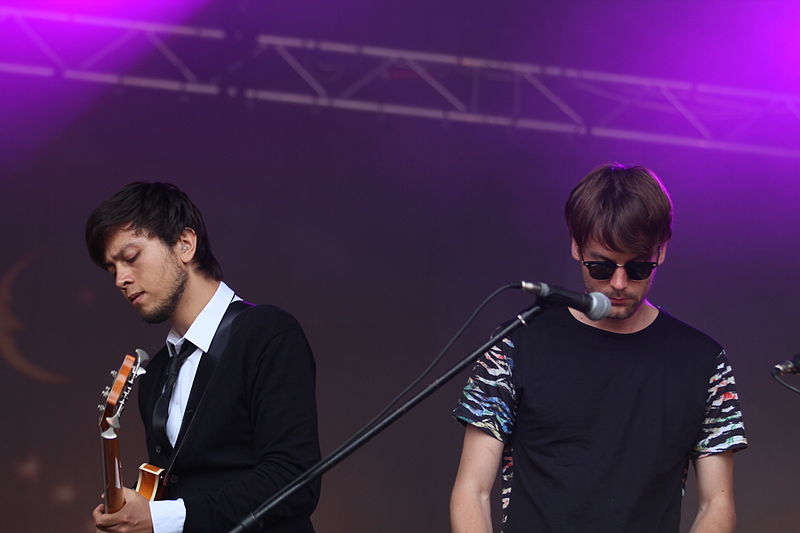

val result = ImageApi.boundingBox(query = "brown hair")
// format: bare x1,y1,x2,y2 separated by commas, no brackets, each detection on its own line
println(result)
86,182,223,280
565,163,672,256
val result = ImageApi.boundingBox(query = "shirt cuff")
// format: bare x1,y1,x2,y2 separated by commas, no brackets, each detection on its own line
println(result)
150,498,186,533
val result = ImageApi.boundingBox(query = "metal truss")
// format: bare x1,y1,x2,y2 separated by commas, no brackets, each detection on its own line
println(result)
2,6,800,159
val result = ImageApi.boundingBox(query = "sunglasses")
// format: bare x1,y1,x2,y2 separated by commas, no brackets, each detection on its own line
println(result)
581,251,659,281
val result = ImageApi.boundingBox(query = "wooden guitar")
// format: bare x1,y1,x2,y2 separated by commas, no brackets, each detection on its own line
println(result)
97,349,165,512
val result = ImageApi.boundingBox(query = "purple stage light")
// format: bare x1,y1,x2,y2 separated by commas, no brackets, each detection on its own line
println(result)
0,0,211,171
0,0,207,20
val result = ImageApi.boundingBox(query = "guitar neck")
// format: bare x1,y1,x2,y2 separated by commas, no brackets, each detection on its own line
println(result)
101,435,125,513
98,351,150,514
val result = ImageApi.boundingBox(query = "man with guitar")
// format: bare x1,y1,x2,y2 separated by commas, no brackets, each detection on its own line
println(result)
87,182,321,533
450,164,748,533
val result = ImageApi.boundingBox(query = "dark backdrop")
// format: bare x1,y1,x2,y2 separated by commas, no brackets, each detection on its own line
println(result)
1,2,799,532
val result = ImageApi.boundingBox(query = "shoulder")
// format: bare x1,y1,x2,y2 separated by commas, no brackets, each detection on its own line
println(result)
653,308,722,354
233,304,305,336
227,304,314,363
228,305,316,384
651,310,724,378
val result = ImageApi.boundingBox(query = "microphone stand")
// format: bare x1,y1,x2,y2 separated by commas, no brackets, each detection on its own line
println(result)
229,303,544,533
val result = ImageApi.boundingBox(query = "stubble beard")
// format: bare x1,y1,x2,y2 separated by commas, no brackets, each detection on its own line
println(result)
142,262,188,324
581,276,646,322
606,298,642,321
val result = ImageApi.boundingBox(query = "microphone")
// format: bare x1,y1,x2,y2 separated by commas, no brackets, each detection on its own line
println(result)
517,281,611,321
772,354,800,376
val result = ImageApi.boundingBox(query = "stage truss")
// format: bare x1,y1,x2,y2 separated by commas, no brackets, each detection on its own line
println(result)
1,6,799,159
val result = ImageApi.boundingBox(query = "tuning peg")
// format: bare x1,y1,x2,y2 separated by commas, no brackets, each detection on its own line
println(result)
106,413,120,429
135,348,151,364
110,370,118,379
97,404,105,412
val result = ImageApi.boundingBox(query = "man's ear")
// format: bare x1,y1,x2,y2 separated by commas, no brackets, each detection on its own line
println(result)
657,242,668,265
176,228,198,264
571,239,581,261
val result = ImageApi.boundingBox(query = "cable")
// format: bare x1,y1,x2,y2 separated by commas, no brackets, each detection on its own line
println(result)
350,283,518,442
771,371,800,395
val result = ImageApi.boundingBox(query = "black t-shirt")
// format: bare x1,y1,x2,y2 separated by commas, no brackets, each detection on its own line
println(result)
453,305,747,533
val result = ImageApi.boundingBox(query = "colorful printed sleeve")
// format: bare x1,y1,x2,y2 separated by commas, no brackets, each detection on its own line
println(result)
452,337,517,443
692,349,748,458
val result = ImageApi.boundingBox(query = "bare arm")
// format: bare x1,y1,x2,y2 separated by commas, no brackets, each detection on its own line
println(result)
451,425,504,533
689,451,736,533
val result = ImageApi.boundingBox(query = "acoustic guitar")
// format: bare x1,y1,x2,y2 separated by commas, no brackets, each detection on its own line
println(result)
97,349,165,512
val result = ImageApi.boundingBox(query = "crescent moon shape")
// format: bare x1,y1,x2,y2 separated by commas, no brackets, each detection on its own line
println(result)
0,255,68,383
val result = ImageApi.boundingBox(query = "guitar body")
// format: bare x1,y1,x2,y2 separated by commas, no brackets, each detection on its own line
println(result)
136,463,166,501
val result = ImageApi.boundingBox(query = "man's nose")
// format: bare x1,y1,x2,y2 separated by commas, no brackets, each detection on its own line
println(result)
115,267,133,289
609,265,629,290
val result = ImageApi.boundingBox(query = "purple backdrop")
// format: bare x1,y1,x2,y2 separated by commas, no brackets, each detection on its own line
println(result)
1,2,799,532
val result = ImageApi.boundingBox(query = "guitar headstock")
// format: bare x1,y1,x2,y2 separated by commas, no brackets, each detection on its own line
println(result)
98,349,150,439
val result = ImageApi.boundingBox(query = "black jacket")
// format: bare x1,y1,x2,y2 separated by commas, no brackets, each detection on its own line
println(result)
138,305,321,533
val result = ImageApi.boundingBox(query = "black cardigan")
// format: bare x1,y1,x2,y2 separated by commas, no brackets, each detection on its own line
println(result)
138,305,321,533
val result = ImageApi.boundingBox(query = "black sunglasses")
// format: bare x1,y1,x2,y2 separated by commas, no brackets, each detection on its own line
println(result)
581,254,659,281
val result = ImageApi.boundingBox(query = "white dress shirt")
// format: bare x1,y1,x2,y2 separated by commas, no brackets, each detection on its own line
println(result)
150,281,239,533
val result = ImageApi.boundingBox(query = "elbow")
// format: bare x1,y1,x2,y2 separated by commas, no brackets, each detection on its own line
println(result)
694,496,737,533
450,481,492,532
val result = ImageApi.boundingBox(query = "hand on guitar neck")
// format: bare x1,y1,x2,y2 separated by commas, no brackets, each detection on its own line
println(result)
92,487,153,532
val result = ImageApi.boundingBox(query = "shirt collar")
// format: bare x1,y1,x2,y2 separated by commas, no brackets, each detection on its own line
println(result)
166,281,236,354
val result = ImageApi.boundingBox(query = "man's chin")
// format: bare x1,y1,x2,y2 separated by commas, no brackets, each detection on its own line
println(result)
140,307,171,324
607,302,640,321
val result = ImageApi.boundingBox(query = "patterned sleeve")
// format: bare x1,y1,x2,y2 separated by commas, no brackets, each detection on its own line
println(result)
692,349,748,459
452,337,517,443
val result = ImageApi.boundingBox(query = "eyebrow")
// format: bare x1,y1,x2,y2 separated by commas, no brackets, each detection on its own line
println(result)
103,243,140,268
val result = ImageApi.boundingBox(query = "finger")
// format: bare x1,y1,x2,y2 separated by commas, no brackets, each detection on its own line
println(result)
93,508,119,529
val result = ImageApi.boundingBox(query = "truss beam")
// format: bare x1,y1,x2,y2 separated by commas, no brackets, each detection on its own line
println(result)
1,6,799,159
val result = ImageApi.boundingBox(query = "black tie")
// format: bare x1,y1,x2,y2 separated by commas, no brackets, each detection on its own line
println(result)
152,340,196,453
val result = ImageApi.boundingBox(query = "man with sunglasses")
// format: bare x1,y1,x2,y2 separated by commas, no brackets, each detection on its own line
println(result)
450,164,747,533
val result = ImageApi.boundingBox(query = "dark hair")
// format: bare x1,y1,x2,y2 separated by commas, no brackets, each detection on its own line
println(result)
85,182,223,280
565,163,672,256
